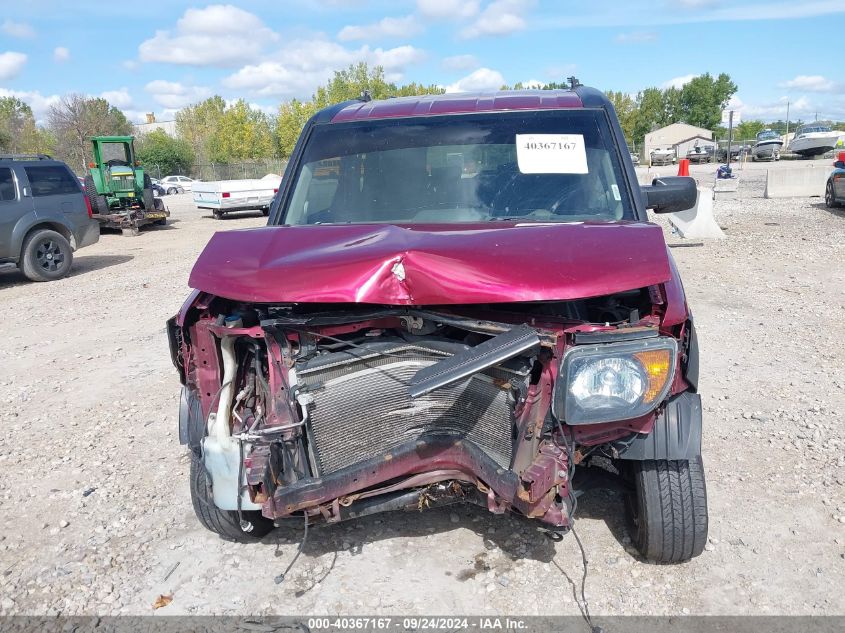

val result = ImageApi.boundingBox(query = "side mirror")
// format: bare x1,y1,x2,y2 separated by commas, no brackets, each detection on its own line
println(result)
834,161,845,169
641,176,698,214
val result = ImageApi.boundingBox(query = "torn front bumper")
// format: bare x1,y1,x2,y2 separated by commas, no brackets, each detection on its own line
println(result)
265,435,571,528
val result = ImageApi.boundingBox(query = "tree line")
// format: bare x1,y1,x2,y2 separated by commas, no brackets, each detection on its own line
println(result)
2,64,834,175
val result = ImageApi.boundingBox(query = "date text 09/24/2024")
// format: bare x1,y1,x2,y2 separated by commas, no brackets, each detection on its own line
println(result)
307,617,529,630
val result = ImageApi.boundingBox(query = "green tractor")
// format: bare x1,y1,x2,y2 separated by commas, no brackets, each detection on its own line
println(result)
83,135,168,235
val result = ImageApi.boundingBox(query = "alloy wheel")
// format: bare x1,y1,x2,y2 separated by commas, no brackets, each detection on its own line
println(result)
35,239,65,272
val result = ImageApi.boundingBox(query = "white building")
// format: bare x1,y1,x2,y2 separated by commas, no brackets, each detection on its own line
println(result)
133,113,177,137
644,122,713,163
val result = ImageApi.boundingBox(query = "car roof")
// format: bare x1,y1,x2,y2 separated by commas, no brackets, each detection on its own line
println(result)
330,89,585,123
0,154,66,167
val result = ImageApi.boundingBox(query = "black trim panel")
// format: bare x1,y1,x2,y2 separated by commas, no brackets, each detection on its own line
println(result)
166,316,185,384
684,319,699,392
178,386,205,447
573,327,658,345
614,391,702,461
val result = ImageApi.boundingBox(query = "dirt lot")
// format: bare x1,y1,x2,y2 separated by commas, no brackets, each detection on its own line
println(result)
1,162,843,617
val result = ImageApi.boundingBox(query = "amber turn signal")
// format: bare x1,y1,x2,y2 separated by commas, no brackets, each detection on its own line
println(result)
633,349,673,404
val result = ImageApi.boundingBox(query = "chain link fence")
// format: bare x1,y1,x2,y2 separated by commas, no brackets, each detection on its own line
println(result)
145,159,288,181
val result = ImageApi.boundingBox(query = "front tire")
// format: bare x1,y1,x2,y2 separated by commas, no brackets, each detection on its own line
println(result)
627,457,708,563
189,450,274,542
20,229,73,282
167,187,178,195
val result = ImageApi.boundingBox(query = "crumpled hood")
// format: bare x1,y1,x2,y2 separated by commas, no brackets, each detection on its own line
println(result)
188,222,671,305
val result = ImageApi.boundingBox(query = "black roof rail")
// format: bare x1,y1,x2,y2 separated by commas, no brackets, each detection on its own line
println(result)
0,153,53,161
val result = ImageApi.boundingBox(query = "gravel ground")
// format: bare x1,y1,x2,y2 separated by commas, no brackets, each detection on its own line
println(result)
0,162,843,617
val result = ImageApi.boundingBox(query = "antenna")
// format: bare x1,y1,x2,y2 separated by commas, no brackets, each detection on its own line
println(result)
567,76,582,89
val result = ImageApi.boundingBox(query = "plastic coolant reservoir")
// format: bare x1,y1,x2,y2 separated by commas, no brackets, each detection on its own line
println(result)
201,316,261,512
202,416,262,511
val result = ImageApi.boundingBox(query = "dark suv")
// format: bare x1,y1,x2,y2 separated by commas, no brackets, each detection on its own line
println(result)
169,87,706,563
0,155,99,281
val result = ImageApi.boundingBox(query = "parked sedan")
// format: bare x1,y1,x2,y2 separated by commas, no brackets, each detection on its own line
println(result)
160,175,197,193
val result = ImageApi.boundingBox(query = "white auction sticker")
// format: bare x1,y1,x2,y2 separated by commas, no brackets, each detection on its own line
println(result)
515,134,588,174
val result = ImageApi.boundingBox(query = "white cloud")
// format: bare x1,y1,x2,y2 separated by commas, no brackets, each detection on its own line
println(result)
543,0,845,28
138,4,278,67
520,79,545,89
0,51,27,80
445,68,506,93
224,63,319,99
780,75,841,93
223,41,425,98
417,0,480,19
0,88,60,123
662,73,698,89
122,110,151,124
442,54,478,71
53,47,70,63
615,31,657,43
461,0,534,38
248,102,278,117
1,19,35,39
338,15,421,41
145,80,211,109
731,94,811,120
99,88,133,109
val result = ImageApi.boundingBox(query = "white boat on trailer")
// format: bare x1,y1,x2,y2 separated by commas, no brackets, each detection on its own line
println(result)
752,129,783,161
650,147,675,166
788,124,844,158
193,174,281,219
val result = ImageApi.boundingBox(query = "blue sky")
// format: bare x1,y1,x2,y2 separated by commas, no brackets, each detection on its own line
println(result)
2,0,844,125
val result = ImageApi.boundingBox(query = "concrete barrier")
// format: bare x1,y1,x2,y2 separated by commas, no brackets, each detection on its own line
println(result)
669,188,725,239
764,165,834,198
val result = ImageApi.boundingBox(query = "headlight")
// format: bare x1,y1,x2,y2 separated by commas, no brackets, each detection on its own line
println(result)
554,337,677,425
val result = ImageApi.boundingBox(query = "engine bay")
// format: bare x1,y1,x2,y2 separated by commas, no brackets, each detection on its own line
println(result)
171,286,671,529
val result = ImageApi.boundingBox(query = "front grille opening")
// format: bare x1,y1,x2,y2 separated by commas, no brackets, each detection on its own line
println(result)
298,340,520,474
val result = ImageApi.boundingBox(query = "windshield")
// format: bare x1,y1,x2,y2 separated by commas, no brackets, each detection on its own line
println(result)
280,109,633,225
797,125,832,135
101,142,130,165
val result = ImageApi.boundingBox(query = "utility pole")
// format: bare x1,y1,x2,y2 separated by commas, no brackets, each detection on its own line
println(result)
785,100,790,140
726,110,734,173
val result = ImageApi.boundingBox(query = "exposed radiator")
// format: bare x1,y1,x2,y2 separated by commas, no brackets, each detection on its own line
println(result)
297,340,521,475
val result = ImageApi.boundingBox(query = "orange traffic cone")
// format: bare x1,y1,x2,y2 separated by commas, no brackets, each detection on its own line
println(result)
677,159,690,177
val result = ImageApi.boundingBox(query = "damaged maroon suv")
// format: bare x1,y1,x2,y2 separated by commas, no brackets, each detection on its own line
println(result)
168,87,707,563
